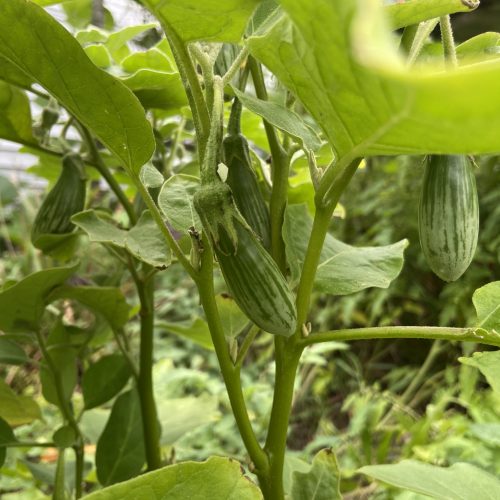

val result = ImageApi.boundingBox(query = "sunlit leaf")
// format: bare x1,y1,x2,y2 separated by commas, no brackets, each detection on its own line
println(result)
359,460,500,500
0,0,154,172
0,263,78,333
248,0,500,163
283,205,407,295
96,389,145,486
86,456,262,499
143,0,261,43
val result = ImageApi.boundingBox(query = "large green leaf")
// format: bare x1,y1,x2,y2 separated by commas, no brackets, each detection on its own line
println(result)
385,0,479,30
0,379,41,426
82,355,133,410
0,82,35,145
48,285,131,330
459,350,500,394
86,456,262,499
248,1,500,163
233,88,321,151
472,281,500,331
95,389,145,486
0,263,78,333
291,449,341,500
143,0,261,43
283,205,407,295
0,0,154,172
359,460,500,500
72,210,171,268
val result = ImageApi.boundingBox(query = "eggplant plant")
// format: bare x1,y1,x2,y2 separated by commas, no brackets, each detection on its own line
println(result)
1,0,500,499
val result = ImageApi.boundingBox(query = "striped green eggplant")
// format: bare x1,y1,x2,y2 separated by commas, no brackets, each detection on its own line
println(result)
31,153,86,245
418,155,479,282
194,182,296,336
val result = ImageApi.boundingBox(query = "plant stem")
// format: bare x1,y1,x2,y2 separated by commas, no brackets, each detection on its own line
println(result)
261,337,301,500
197,235,269,475
400,24,419,54
235,325,260,368
135,272,162,470
35,329,84,498
249,57,289,272
440,15,458,67
299,326,500,348
407,19,440,66
79,125,137,226
162,26,210,161
222,46,248,86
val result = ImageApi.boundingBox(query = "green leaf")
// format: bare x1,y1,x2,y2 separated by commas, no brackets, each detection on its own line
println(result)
283,205,407,295
72,209,171,268
96,389,145,486
0,416,16,468
359,460,500,500
0,379,41,426
215,294,248,338
0,263,78,333
158,174,201,234
82,355,133,410
40,321,77,408
157,395,220,445
233,88,321,151
291,449,341,500
72,210,127,246
248,1,500,162
157,318,214,351
0,416,17,445
0,338,29,365
0,57,33,90
143,0,261,43
120,47,187,110
0,0,154,172
457,33,500,64
126,211,171,268
86,455,262,499
472,281,500,331
48,285,131,330
105,24,158,61
459,350,500,394
53,425,77,449
0,82,35,145
84,44,112,68
140,164,164,188
385,0,479,30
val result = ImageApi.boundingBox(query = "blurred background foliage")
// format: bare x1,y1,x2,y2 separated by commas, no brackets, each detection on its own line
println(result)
0,1,499,498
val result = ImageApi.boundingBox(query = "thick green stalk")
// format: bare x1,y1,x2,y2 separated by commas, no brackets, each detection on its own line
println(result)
162,25,210,161
249,57,289,272
197,235,269,475
299,326,500,348
261,337,301,500
440,15,458,67
135,273,162,470
261,158,361,498
35,329,84,498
